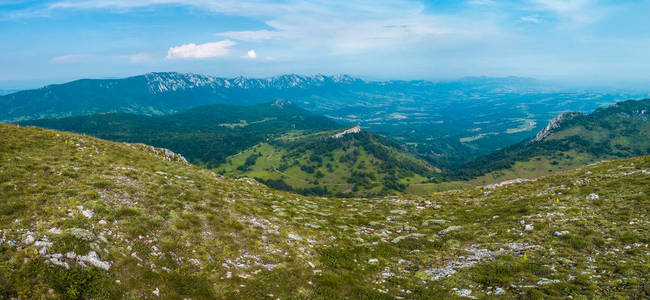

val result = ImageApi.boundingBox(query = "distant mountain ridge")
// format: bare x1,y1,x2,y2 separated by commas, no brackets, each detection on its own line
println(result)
0,72,361,122
22,100,340,168
144,72,360,93
3,72,639,167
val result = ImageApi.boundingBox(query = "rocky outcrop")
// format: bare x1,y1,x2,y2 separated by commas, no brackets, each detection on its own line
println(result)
331,125,361,139
125,143,188,163
532,112,582,142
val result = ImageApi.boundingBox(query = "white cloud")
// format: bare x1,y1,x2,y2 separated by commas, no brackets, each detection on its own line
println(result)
51,54,92,63
217,29,281,42
52,52,155,63
468,0,495,5
215,3,495,56
129,53,153,63
246,49,257,59
520,16,541,24
166,40,236,59
531,0,604,25
533,0,592,14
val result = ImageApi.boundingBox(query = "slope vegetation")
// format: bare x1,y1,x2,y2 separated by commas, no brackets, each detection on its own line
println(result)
220,126,440,196
451,98,650,183
0,124,649,299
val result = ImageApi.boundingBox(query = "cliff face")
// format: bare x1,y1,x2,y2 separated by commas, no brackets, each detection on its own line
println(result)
532,111,582,142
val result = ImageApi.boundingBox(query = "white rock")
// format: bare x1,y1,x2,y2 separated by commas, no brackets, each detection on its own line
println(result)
78,251,111,270
153,288,160,297
98,220,107,225
586,193,599,200
524,224,534,231
554,230,570,236
77,206,94,218
24,235,35,245
457,289,474,298
537,278,560,285
494,287,505,295
368,258,379,264
439,225,462,235
287,233,302,241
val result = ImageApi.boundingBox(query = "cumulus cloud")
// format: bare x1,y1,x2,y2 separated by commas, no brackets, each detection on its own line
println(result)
166,40,236,59
246,49,257,59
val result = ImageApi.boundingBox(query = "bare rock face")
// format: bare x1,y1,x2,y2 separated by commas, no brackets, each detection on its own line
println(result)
532,112,582,142
331,125,361,139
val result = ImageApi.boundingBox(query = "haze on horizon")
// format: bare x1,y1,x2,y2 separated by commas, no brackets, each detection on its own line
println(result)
1,0,649,89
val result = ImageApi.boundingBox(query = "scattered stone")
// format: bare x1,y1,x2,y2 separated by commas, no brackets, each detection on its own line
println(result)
422,219,446,226
456,288,475,298
288,233,303,241
98,220,108,225
439,226,462,235
484,178,536,190
554,231,570,236
24,234,35,245
537,278,560,285
77,251,111,270
153,288,160,297
494,287,505,295
77,206,94,219
586,193,599,200
65,228,95,241
524,224,534,231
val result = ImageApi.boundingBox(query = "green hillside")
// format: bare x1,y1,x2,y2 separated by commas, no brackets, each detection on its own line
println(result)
449,98,650,184
1,124,649,299
220,126,441,196
22,100,339,168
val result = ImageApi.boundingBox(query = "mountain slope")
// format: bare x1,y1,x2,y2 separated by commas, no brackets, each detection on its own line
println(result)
22,100,339,168
220,126,440,196
1,123,648,299
451,98,650,182
3,72,640,167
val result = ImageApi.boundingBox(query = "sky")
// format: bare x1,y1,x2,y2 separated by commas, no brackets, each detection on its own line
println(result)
1,0,650,88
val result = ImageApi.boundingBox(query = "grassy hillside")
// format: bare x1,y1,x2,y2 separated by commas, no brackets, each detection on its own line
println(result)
22,100,339,168
1,123,648,299
220,127,440,196
449,99,650,182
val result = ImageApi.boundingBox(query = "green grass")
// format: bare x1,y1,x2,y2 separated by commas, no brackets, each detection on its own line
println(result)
0,123,649,299
219,129,439,196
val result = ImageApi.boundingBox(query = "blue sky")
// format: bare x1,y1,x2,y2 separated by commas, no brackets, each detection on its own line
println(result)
1,0,649,88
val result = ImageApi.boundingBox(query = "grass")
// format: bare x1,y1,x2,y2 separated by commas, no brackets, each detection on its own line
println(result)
0,123,648,299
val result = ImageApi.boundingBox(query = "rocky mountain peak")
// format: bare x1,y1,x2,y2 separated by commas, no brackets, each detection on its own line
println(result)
532,111,582,142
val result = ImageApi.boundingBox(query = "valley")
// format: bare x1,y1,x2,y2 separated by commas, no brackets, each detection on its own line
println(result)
4,73,645,167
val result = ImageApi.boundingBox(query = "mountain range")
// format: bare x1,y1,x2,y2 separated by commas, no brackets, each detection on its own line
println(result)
3,72,643,166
